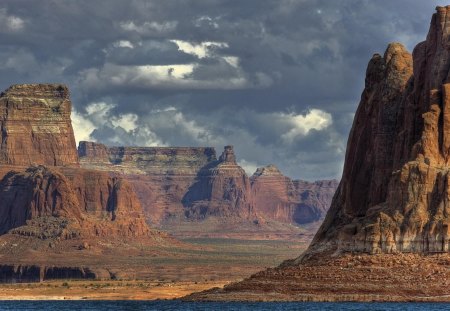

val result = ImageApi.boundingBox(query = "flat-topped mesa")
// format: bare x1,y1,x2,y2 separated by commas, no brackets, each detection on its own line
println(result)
304,6,450,257
0,84,79,167
78,141,217,175
251,164,338,224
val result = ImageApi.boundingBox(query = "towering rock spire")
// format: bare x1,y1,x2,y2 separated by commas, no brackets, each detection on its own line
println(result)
307,6,450,256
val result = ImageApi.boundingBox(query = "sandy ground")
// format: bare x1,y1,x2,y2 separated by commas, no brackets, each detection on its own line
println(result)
0,280,229,300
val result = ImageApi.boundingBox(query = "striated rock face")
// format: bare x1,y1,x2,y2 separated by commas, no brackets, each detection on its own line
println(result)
182,146,257,220
251,165,338,224
79,142,337,226
0,166,82,236
0,84,79,167
78,141,216,175
79,141,218,223
0,165,152,239
308,6,450,256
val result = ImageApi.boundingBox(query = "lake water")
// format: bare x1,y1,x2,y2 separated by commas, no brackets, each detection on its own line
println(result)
0,301,448,311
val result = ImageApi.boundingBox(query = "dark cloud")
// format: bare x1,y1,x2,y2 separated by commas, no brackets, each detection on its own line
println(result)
0,0,448,180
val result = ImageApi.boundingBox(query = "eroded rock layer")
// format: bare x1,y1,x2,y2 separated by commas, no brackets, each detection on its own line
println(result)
0,165,152,239
0,84,79,166
251,165,338,224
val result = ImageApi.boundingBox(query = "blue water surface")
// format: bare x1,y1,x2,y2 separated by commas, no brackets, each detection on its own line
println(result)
0,301,447,311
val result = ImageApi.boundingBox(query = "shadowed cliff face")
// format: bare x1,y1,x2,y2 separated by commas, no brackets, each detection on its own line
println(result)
0,165,152,239
0,84,79,167
0,166,82,235
307,6,450,256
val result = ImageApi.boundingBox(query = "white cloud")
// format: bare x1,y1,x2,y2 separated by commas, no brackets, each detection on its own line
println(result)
223,56,239,68
0,9,25,32
111,113,138,132
72,102,142,145
119,20,177,34
71,110,96,144
279,109,333,143
78,62,252,90
194,16,220,29
238,159,260,176
112,40,134,48
171,40,228,58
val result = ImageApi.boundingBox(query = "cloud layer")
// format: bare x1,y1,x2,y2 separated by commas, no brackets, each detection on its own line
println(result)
0,0,447,180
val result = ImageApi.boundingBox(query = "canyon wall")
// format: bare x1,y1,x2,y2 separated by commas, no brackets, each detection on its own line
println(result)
79,143,337,226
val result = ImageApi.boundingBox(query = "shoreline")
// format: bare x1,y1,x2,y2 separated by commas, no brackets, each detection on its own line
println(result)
0,280,228,301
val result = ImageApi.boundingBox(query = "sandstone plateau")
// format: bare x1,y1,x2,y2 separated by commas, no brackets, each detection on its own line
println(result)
187,6,450,302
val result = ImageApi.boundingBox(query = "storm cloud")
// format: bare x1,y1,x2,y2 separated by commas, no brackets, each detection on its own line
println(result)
0,0,447,180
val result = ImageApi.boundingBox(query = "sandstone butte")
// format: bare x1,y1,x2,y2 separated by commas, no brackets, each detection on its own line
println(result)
0,83,336,282
186,6,450,302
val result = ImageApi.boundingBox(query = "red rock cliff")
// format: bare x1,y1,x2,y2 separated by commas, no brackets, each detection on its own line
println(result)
308,6,450,256
0,165,152,239
0,84,79,166
251,165,338,224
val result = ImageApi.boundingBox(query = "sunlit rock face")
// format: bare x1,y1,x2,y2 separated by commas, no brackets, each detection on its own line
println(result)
0,84,157,240
0,84,79,167
308,6,450,256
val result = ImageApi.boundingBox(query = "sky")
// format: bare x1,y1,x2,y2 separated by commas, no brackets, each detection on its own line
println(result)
0,0,448,180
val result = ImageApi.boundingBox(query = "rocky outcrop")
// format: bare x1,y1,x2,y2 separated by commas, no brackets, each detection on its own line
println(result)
0,84,79,166
0,165,152,239
0,265,100,283
251,165,338,224
0,166,82,236
183,146,257,220
185,6,450,303
305,6,450,256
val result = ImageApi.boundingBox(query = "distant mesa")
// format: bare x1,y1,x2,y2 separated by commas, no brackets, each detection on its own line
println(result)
251,164,338,224
78,142,337,227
